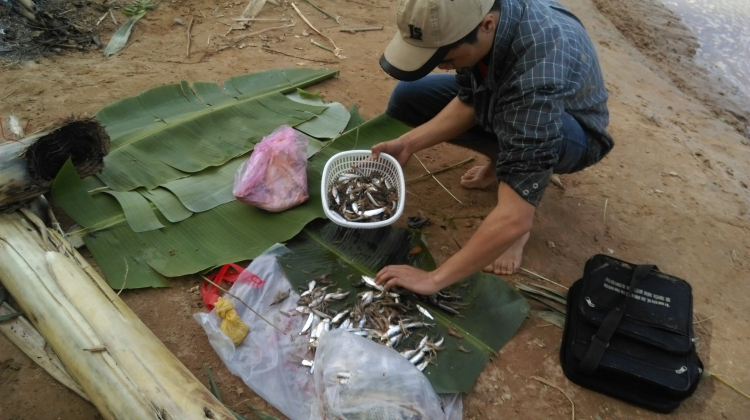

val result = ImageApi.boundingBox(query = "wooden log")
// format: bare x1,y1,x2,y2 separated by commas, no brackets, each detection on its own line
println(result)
0,118,109,212
0,209,235,420
0,301,90,402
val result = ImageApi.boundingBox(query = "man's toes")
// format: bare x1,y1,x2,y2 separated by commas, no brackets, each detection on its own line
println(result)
482,264,494,273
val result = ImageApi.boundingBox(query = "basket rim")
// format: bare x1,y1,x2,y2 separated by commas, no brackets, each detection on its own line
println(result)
321,151,405,229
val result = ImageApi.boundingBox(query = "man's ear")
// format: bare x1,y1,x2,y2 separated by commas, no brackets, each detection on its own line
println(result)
480,12,498,34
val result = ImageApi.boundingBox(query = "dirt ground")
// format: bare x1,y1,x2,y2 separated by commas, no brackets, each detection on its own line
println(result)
1,0,749,419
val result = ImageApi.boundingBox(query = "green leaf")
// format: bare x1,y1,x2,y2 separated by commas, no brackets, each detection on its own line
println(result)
102,190,164,232
343,103,366,132
94,69,338,191
104,12,146,57
159,157,241,212
53,112,409,289
138,187,193,223
247,405,280,420
277,220,530,393
205,365,222,403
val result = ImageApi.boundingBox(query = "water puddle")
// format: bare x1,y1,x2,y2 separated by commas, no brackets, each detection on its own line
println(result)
662,0,750,104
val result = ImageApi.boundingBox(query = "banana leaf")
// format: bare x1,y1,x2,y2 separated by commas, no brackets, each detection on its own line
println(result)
277,219,529,393
104,11,146,57
94,69,339,192
52,113,410,289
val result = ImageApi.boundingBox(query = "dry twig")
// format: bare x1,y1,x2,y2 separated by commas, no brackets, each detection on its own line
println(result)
116,258,128,297
414,154,462,204
291,2,344,58
693,315,716,325
303,0,341,25
405,190,452,220
519,267,569,290
530,376,575,420
186,16,194,58
603,198,608,224
200,275,285,334
339,26,383,33
262,46,337,63
407,157,474,182
2,88,19,101
232,17,290,21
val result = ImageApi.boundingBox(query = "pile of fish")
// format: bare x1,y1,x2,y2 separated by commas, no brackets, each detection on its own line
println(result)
328,169,399,223
291,274,466,373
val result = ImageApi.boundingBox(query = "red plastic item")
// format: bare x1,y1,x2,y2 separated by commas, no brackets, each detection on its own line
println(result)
201,263,266,310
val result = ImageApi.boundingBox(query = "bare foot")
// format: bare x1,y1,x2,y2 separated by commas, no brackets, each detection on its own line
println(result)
483,232,530,275
460,163,496,189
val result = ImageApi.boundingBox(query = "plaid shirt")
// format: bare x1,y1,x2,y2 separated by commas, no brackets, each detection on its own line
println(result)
456,0,613,206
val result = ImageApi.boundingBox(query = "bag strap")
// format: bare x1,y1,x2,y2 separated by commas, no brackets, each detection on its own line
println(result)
579,263,657,374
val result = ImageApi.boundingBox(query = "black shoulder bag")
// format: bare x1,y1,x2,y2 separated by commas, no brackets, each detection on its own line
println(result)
560,254,703,413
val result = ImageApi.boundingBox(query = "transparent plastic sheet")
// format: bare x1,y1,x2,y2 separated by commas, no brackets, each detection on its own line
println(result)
311,329,457,420
194,245,316,420
232,125,309,212
195,245,462,420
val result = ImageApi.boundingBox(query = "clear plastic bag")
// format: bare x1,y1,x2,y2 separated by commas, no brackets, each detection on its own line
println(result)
194,244,462,420
233,125,309,212
310,328,448,420
194,245,317,420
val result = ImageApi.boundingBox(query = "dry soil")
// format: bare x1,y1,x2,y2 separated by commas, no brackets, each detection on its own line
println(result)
1,0,749,419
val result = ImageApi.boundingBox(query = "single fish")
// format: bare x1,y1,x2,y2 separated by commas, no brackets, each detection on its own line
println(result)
299,313,314,335
362,275,385,292
416,304,434,320
331,309,350,324
409,350,425,364
416,360,429,371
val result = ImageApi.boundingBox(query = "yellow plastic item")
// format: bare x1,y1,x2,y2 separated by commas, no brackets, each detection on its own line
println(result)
215,297,249,346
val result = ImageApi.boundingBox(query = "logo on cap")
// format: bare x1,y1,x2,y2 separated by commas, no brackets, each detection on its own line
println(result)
408,24,423,40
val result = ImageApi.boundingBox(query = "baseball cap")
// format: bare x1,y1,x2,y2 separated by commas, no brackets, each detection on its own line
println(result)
380,0,495,81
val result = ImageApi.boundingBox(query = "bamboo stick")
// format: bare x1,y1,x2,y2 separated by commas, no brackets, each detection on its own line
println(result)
0,210,234,420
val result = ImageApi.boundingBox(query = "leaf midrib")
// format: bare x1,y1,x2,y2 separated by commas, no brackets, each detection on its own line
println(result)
109,70,338,151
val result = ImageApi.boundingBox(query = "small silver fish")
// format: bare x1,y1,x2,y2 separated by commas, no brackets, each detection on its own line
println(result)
416,304,434,320
416,360,429,371
362,275,385,292
299,313,314,335
409,350,425,364
401,348,418,359
331,310,350,324
360,290,374,305
363,208,385,217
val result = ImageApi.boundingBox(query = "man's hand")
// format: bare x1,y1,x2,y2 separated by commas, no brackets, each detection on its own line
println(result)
375,182,535,294
374,265,441,295
372,97,477,167
371,137,411,166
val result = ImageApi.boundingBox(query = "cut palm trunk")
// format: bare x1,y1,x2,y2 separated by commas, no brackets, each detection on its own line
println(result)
0,209,233,420
0,118,109,211
0,301,90,401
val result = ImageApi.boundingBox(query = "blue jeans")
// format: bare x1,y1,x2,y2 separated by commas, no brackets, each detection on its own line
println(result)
386,74,589,174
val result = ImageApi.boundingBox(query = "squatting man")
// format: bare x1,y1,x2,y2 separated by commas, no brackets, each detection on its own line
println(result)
372,0,614,294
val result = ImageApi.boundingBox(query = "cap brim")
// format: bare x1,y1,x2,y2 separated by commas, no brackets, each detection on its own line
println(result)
380,33,452,81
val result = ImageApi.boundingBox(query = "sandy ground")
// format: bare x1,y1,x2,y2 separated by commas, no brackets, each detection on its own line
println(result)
1,0,749,419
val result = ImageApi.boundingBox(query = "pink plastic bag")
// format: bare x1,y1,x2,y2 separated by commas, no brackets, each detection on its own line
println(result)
233,125,309,212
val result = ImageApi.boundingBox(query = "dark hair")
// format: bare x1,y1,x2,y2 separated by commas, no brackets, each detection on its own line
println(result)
446,0,501,49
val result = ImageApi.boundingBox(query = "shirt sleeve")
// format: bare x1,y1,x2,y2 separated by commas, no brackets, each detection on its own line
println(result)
493,84,568,206
455,68,474,104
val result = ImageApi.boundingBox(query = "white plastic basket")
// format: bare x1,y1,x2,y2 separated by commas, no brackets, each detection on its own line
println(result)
321,150,405,229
